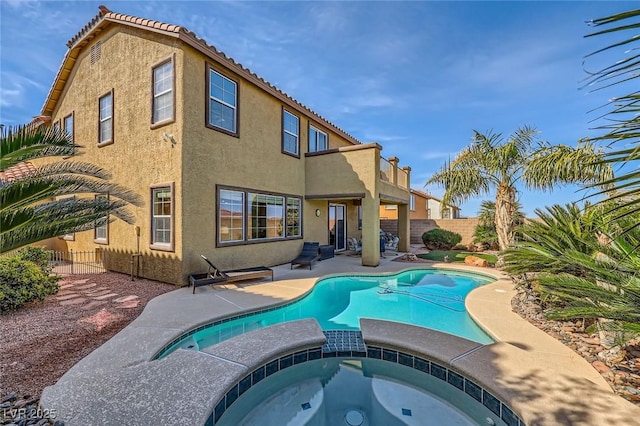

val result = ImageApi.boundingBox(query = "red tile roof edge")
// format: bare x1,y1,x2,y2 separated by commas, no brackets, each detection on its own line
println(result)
53,5,361,146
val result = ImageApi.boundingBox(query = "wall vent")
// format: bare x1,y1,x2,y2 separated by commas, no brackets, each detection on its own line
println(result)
90,41,102,65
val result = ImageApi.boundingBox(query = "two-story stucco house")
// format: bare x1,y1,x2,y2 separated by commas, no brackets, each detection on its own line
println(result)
380,189,460,220
39,6,411,285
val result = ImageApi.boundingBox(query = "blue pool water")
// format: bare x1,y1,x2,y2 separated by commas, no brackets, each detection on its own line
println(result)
159,269,494,358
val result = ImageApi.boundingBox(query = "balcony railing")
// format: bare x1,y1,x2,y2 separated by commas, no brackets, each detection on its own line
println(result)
379,156,409,190
380,157,392,182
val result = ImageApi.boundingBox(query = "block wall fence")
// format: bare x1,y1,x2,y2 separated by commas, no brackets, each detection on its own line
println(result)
380,218,480,245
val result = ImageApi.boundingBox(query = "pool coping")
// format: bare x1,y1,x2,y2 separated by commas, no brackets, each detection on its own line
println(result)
40,263,640,425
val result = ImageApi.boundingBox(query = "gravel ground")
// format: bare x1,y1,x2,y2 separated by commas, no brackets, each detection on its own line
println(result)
0,272,174,399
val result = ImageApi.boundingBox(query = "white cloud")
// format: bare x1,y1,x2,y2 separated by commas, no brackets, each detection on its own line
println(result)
421,151,455,160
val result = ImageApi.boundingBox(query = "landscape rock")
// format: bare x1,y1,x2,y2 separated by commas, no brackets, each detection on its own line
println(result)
464,255,489,267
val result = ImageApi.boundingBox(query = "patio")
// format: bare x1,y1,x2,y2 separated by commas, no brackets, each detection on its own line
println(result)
39,249,640,425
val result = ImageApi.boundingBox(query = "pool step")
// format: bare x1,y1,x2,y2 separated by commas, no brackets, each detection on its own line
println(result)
322,330,367,355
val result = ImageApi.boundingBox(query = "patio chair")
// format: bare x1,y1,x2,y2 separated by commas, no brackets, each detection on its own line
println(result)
291,242,321,270
386,236,400,253
347,237,362,254
189,255,273,293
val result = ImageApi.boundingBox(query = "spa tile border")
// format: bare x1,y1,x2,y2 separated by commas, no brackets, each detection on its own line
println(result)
207,342,524,426
153,298,302,359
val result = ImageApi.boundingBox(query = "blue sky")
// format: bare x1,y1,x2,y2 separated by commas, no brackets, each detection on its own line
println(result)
0,1,634,217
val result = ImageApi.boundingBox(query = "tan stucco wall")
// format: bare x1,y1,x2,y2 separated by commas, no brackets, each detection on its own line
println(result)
49,26,184,283
45,24,410,284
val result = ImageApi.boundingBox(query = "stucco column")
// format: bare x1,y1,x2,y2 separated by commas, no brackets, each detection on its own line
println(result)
402,166,411,190
397,203,411,252
361,195,380,266
388,156,399,186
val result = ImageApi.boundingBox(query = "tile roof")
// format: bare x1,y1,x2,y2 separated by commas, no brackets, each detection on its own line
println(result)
1,162,37,184
43,5,361,146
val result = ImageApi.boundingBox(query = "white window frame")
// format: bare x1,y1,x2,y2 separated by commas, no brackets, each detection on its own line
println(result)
150,183,174,251
248,193,285,240
208,68,237,134
286,197,302,237
410,195,416,211
98,91,113,145
282,109,299,156
219,189,245,243
152,58,174,125
94,194,109,244
309,125,328,152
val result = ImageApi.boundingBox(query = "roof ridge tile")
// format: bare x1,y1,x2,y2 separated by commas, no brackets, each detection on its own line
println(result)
56,5,362,144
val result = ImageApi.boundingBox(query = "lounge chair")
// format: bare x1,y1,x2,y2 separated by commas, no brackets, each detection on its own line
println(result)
291,242,320,270
189,255,273,293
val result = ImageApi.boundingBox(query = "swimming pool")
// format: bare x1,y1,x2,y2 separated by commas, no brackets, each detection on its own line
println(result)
157,269,494,359
215,357,510,426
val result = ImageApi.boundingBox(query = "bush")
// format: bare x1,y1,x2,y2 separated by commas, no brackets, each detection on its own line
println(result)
15,246,52,273
0,256,59,312
421,229,462,250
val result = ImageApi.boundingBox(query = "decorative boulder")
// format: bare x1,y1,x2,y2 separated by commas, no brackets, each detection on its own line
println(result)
464,255,488,267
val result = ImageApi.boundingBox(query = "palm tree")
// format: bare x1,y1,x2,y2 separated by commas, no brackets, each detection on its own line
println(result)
583,9,640,226
1,125,141,253
426,126,612,250
472,200,524,250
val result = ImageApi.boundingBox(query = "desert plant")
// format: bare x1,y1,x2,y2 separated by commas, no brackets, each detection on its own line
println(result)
503,202,640,340
421,228,462,250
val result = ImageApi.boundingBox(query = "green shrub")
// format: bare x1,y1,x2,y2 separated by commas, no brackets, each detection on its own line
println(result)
421,229,462,250
0,256,59,312
15,246,52,273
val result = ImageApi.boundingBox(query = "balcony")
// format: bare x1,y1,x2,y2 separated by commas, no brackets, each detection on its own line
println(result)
304,143,410,203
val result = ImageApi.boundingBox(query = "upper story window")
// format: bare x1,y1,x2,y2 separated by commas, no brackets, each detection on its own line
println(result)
63,113,74,143
442,208,451,219
410,195,416,211
309,125,328,152
152,59,174,125
282,109,299,156
208,68,237,135
98,91,113,145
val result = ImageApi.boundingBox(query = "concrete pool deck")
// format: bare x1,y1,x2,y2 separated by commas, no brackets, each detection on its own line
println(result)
40,251,640,425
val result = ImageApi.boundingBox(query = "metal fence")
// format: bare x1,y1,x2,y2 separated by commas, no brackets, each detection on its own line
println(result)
49,249,107,275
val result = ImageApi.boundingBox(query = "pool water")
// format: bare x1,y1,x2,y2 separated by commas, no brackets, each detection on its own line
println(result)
160,269,494,358
216,358,508,426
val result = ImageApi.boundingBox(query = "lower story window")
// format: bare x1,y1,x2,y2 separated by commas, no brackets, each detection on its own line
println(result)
217,186,302,244
151,184,173,250
249,193,284,240
94,194,108,243
287,198,301,237
219,189,245,242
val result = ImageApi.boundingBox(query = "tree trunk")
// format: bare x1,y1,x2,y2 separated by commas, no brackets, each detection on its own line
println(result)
495,184,516,251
